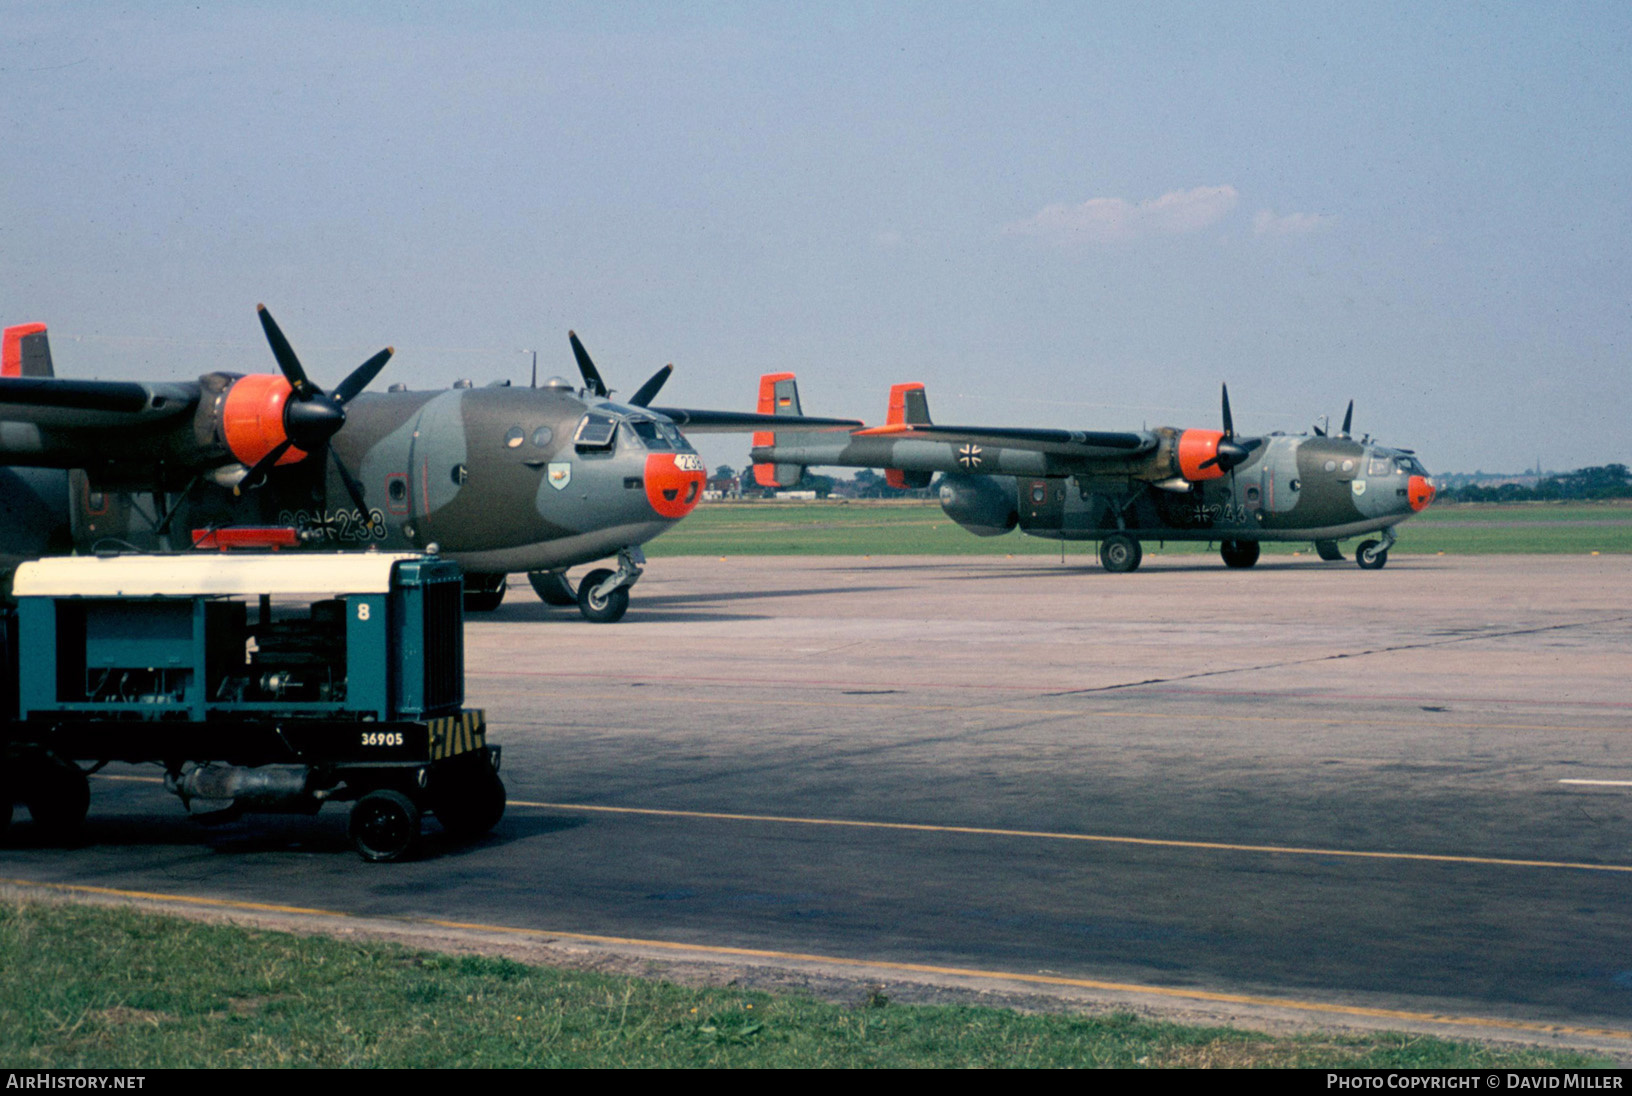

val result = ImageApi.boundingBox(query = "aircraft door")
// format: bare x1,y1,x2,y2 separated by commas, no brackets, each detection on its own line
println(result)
1017,478,1065,533
404,392,469,549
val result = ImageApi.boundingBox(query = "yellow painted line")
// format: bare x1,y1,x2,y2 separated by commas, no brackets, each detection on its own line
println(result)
511,800,1632,875
493,690,1622,737
88,778,1632,873
3,876,1626,1043
1561,780,1632,787
0,878,337,918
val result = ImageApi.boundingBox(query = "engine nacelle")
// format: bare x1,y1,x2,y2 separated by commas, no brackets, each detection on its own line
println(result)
938,473,1018,537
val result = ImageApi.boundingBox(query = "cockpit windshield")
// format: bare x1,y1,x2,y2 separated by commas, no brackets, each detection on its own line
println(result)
1395,456,1427,476
627,418,686,451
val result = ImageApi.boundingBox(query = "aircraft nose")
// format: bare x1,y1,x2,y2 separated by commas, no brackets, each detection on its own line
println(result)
1409,474,1436,512
644,453,706,519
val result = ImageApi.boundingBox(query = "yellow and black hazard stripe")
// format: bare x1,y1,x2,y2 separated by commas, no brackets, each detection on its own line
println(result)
427,709,486,761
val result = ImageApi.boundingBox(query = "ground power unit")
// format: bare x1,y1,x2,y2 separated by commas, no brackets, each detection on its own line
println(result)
0,552,502,861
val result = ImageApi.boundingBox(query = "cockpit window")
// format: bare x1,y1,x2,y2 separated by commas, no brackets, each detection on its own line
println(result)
1395,456,1426,475
628,419,672,451
574,412,618,449
1369,458,1393,476
626,418,687,451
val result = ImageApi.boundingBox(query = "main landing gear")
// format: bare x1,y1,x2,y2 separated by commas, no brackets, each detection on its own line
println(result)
525,546,646,623
1098,534,1143,573
1220,539,1261,568
463,572,508,612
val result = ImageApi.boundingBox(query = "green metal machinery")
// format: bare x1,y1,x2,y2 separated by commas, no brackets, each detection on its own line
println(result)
0,552,502,861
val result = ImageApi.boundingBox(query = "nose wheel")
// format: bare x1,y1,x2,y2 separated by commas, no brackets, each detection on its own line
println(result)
1356,526,1398,570
575,546,645,623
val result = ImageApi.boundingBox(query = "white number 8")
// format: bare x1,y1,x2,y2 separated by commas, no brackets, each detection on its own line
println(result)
357,603,371,621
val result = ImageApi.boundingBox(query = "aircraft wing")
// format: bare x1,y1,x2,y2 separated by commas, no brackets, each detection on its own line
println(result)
850,422,1155,459
651,407,863,433
0,377,199,424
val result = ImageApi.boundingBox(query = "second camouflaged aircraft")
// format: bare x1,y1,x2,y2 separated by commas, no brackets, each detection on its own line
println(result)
751,376,1435,571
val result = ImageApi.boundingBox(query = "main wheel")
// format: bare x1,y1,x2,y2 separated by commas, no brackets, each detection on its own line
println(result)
528,570,577,606
430,761,506,839
577,567,631,623
1356,540,1388,570
23,758,89,837
349,789,422,862
1220,539,1261,568
463,573,508,612
1098,534,1143,573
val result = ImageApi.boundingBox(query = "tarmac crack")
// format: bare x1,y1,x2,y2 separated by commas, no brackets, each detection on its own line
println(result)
1040,615,1632,698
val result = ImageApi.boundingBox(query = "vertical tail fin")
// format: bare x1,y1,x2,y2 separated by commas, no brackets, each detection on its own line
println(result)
2,323,54,378
885,382,934,489
752,372,807,488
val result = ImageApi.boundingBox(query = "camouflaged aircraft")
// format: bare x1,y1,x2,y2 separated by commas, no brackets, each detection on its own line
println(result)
0,308,859,621
749,374,1436,571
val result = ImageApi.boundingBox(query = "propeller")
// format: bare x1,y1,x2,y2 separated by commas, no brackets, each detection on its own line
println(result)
235,305,393,526
1339,399,1354,438
567,331,673,407
1198,383,1262,473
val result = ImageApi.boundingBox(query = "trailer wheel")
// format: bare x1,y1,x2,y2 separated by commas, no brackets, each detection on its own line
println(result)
349,790,422,862
431,764,506,839
24,759,89,837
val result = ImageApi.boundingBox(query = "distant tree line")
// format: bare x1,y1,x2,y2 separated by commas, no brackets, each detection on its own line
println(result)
1439,464,1632,503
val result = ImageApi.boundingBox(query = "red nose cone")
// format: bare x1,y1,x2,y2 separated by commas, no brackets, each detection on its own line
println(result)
1409,475,1436,512
645,453,706,519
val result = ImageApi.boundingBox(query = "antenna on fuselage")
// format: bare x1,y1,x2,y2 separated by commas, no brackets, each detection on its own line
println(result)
521,349,537,388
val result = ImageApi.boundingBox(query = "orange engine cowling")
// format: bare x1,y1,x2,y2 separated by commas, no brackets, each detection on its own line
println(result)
220,374,307,467
1176,429,1227,481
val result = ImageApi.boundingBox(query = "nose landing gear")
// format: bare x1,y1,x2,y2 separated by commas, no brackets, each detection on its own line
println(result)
1356,526,1398,570
576,546,645,623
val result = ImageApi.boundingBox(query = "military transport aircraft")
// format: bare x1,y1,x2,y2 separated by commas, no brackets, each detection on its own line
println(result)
0,308,859,621
749,374,1435,571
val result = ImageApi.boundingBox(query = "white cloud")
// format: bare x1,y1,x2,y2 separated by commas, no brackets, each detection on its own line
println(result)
1253,209,1333,237
1004,185,1239,245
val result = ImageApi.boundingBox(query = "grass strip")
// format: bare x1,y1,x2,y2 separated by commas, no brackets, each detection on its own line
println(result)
646,501,1632,557
0,900,1607,1068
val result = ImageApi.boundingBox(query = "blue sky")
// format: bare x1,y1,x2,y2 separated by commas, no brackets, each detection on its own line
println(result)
4,2,1629,474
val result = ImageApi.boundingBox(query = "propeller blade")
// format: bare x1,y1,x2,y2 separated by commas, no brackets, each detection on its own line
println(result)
256,304,316,398
333,346,395,404
1198,436,1263,473
1221,383,1235,438
1340,399,1354,437
234,439,294,495
629,364,673,408
568,331,608,398
329,449,374,527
